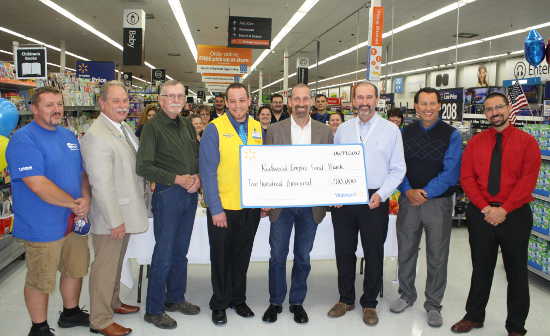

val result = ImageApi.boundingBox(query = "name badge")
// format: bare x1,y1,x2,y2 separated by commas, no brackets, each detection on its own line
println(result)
252,131,261,139
223,133,233,138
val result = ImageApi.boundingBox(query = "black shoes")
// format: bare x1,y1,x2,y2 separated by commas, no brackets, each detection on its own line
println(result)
212,309,227,325
231,303,255,318
289,305,309,324
57,307,90,328
28,324,55,336
262,304,282,323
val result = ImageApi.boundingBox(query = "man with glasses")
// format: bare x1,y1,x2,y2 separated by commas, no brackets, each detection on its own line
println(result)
270,94,288,123
451,92,540,336
137,80,201,330
200,83,263,326
389,87,462,328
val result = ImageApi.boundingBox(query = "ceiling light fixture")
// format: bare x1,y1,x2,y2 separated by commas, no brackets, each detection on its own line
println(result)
168,0,198,61
241,0,320,81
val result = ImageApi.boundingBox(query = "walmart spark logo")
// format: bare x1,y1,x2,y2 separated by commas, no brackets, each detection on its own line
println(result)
77,63,89,74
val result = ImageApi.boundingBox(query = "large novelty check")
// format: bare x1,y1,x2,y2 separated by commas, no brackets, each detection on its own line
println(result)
240,144,369,208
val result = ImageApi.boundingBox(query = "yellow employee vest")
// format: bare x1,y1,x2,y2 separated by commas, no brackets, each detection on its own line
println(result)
211,114,262,210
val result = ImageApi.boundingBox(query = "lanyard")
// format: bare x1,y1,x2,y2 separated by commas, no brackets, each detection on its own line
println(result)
355,115,379,145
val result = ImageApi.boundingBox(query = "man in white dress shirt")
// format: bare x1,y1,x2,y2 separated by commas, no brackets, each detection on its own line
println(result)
327,82,406,326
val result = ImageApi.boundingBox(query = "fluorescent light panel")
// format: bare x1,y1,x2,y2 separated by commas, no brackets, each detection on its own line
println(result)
168,0,198,61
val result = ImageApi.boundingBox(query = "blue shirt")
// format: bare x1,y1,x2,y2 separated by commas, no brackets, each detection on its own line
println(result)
199,113,248,216
334,114,406,201
399,120,462,198
311,112,329,124
6,121,83,242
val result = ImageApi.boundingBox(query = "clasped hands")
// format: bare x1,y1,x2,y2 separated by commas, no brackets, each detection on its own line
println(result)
481,206,507,226
175,174,201,193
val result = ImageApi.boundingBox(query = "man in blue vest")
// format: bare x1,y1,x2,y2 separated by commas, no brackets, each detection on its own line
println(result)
389,87,462,328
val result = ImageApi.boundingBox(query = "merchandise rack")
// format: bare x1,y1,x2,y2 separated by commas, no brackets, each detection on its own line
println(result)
529,151,550,281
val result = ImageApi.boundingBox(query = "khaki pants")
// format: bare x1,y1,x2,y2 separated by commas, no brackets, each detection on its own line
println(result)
89,234,129,329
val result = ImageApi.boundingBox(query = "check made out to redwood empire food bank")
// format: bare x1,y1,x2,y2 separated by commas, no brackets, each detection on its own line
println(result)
240,144,369,208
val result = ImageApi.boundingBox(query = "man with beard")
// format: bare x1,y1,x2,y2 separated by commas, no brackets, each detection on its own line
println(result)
6,87,91,336
210,95,227,120
261,84,333,324
327,82,406,326
80,81,148,336
389,87,462,328
137,80,201,330
200,83,263,325
270,94,289,123
451,92,541,336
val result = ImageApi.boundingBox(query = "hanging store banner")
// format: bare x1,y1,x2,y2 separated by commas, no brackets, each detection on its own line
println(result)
197,45,252,74
296,56,309,85
366,4,384,82
202,73,241,84
122,72,133,86
151,68,166,83
15,46,47,79
439,88,464,122
122,9,145,66
228,16,272,49
76,61,115,82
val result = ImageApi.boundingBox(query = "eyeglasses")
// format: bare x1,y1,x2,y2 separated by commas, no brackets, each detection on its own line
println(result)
484,104,507,113
160,94,185,101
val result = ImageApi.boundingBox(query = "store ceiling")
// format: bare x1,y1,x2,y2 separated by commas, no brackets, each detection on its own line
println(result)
1,0,549,94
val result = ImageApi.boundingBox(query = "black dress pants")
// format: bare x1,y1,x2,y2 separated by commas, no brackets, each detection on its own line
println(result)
331,191,389,308
464,203,532,335
207,208,260,310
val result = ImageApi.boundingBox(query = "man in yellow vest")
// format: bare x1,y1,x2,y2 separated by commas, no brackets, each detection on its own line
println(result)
199,83,263,326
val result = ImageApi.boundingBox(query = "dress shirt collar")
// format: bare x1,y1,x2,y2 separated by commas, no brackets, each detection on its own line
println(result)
101,113,123,134
290,115,311,129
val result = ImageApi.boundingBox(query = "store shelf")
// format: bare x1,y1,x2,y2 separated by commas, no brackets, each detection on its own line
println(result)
532,229,550,240
528,265,550,281
463,114,544,122
0,78,36,90
533,191,550,202
64,106,98,112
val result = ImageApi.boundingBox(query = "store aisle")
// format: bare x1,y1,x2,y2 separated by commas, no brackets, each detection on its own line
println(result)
0,226,549,336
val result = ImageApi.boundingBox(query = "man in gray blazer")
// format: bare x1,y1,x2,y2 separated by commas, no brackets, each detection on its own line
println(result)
80,81,149,336
262,83,333,324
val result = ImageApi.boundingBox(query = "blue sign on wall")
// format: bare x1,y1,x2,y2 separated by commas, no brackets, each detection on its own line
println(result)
76,61,115,82
393,77,404,93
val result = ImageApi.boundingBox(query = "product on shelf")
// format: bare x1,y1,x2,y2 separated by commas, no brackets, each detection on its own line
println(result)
0,62,16,80
535,161,550,193
532,199,549,235
523,124,550,153
36,72,100,107
528,235,549,274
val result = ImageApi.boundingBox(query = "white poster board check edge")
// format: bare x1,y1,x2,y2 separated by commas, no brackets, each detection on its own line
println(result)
239,143,369,208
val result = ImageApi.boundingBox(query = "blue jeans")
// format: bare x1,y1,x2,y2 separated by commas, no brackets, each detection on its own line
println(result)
269,208,318,305
145,184,198,315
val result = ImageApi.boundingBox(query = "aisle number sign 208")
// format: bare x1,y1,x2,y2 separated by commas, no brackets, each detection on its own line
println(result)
439,88,464,122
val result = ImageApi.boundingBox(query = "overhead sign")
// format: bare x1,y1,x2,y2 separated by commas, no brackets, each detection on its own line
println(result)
15,46,47,79
228,16,272,49
76,61,115,82
197,90,205,99
439,88,464,122
201,73,241,84
197,45,252,74
297,56,309,84
366,4,384,81
506,57,550,81
122,9,145,66
151,68,166,82
206,84,230,93
240,144,369,207
122,72,132,86
393,77,404,93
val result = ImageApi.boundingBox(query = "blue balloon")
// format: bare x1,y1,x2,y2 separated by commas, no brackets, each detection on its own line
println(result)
0,98,20,136
524,29,545,67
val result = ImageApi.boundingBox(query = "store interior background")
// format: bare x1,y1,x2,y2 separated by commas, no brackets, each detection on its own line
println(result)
1,0,550,335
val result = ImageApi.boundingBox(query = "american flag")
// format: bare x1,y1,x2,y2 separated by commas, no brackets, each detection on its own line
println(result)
506,81,530,125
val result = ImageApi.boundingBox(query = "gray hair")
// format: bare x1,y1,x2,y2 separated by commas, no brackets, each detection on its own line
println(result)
160,80,185,95
100,80,128,101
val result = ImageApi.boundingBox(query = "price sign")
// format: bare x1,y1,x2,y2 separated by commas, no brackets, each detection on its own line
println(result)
439,88,464,121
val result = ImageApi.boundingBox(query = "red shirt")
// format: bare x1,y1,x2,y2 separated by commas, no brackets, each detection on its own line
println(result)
460,125,541,213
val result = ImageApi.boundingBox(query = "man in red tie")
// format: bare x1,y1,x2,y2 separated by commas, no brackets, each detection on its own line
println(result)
451,92,541,336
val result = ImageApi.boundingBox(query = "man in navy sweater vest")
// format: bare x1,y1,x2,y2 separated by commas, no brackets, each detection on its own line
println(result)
389,87,462,328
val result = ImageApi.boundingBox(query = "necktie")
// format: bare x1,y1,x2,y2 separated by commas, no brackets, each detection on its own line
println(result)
238,123,247,145
487,132,502,196
120,124,137,154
